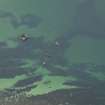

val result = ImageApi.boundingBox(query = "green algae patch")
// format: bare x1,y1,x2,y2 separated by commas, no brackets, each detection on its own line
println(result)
20,59,35,68
26,75,78,96
54,65,69,70
34,66,50,76
87,68,105,81
88,71,105,81
0,75,27,91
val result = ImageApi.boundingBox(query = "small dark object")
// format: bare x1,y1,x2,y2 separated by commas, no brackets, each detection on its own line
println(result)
20,33,30,41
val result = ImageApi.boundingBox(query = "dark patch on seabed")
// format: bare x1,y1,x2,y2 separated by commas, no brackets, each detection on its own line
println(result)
0,88,105,105
0,10,42,28
14,75,42,87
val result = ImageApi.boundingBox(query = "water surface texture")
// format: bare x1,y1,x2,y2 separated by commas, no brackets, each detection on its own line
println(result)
0,0,105,105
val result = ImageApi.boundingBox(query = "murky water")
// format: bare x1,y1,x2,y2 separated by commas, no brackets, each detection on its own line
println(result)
0,0,105,105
